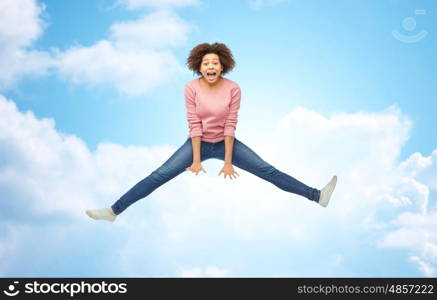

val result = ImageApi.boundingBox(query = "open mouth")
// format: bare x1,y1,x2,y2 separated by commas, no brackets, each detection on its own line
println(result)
206,71,217,80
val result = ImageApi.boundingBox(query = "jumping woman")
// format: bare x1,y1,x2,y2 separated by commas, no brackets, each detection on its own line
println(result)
86,42,337,222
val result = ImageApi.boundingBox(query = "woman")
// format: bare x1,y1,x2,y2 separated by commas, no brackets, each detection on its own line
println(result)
86,42,337,222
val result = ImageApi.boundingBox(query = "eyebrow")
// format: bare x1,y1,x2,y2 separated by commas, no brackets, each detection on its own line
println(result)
202,59,219,62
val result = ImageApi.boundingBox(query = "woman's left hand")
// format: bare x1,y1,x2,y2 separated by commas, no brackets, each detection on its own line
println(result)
218,163,240,180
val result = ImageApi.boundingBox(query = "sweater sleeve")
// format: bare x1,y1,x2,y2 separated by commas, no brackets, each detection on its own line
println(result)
184,84,203,138
223,86,241,137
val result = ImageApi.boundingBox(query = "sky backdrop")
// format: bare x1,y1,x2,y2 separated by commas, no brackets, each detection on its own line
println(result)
0,0,436,277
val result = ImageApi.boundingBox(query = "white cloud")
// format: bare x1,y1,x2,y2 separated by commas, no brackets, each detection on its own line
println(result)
0,0,44,48
0,94,186,276
0,94,177,219
56,42,181,96
379,212,437,277
409,256,435,277
376,148,437,277
110,10,191,49
0,0,54,88
267,105,413,218
399,150,437,192
0,1,195,95
1,94,436,276
178,266,231,277
0,224,20,275
399,152,433,177
56,10,192,96
118,0,199,10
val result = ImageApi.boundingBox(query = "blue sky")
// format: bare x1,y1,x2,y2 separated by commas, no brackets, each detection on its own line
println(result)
0,0,436,277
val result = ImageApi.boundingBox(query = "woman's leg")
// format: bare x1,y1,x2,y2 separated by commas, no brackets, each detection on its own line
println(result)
215,138,320,202
111,138,196,215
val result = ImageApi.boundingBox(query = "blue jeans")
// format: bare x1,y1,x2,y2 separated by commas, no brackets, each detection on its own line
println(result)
111,137,320,215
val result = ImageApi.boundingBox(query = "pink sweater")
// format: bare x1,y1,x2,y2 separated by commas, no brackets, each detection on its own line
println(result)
184,77,241,143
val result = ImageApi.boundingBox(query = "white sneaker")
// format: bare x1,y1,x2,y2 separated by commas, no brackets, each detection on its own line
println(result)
318,175,337,207
85,208,117,222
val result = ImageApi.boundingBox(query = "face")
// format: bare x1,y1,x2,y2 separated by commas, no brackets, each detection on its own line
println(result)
199,53,223,83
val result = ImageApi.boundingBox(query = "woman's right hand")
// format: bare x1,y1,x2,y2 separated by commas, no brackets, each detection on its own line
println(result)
186,161,206,175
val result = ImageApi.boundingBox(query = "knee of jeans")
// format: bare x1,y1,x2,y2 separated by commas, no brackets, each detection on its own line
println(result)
258,164,277,176
150,166,172,181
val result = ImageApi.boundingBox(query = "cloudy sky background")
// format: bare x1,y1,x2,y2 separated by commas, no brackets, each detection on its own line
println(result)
0,0,436,277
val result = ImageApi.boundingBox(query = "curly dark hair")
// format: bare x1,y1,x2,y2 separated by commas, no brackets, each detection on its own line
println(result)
186,42,236,76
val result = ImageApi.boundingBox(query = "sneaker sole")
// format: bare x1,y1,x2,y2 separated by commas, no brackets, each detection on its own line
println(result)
319,175,337,207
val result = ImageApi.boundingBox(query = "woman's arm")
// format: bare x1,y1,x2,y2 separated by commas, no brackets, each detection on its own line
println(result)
186,136,206,175
185,84,206,175
219,86,241,179
224,136,234,164
191,136,202,163
219,135,239,179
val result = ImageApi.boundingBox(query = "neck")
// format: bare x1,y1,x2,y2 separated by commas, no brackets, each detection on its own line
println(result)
201,76,223,89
